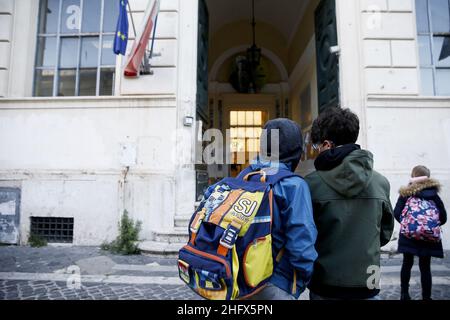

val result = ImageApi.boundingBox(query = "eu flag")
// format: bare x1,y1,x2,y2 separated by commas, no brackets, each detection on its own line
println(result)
113,0,129,55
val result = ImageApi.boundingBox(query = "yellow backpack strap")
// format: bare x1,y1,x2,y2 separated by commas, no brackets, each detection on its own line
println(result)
292,270,297,295
189,209,206,246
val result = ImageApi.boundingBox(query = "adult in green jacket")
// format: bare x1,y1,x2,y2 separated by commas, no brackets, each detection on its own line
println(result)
305,107,394,300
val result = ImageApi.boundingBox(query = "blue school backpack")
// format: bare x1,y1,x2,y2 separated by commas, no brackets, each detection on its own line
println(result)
178,167,297,300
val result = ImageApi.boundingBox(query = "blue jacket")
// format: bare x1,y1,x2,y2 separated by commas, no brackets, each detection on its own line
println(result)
247,160,318,298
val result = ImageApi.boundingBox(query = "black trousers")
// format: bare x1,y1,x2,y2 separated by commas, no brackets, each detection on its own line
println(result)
400,253,432,299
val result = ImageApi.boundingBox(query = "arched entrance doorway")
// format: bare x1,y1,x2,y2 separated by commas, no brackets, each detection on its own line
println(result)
195,0,340,198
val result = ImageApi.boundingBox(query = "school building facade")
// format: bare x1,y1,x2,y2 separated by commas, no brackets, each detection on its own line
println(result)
0,0,450,253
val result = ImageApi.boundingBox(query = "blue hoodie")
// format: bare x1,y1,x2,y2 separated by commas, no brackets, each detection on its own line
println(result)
245,160,318,298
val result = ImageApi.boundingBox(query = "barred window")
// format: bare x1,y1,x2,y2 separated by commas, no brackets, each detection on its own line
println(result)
34,0,119,97
416,0,450,96
30,217,74,243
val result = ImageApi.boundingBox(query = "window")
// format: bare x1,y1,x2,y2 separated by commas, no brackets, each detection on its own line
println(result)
416,0,450,96
34,0,119,97
229,110,267,177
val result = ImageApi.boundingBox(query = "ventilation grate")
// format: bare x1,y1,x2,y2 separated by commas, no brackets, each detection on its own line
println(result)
30,217,74,243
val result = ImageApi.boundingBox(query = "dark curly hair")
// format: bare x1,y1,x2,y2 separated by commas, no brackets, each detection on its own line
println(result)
311,107,360,146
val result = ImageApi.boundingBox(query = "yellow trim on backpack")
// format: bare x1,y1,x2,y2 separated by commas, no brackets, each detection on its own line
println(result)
292,270,297,295
231,246,240,300
242,235,274,288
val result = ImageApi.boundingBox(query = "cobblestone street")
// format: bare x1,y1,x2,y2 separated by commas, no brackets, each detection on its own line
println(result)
1,246,449,300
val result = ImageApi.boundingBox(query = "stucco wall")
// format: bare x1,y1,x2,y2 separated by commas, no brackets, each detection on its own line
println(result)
0,97,180,245
361,0,418,95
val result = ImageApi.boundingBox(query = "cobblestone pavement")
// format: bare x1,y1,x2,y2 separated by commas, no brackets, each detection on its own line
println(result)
0,246,449,300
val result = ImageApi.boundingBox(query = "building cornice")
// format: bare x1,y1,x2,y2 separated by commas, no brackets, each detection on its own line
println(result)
0,95,177,110
367,95,450,109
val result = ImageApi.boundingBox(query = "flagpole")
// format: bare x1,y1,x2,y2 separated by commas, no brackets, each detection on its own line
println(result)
126,0,145,71
123,0,160,77
145,13,159,74
126,1,137,38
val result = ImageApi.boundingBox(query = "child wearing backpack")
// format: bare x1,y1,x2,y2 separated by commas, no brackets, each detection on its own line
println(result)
178,118,318,300
394,165,447,300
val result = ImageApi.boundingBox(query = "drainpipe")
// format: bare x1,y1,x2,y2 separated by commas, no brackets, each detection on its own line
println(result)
118,166,130,219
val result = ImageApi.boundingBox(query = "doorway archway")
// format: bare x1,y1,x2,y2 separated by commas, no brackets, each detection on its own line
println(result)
195,0,340,192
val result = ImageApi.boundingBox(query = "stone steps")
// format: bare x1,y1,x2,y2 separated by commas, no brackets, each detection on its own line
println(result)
174,216,190,228
138,204,204,255
139,227,189,255
151,227,189,243
138,240,184,256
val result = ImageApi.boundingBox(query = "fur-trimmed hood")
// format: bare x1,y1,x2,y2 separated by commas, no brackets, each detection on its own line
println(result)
399,178,441,197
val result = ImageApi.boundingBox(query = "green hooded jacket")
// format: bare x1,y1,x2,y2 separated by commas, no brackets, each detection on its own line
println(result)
305,149,394,291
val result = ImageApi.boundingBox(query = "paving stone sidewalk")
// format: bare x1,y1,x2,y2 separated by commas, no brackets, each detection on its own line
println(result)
0,246,449,300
